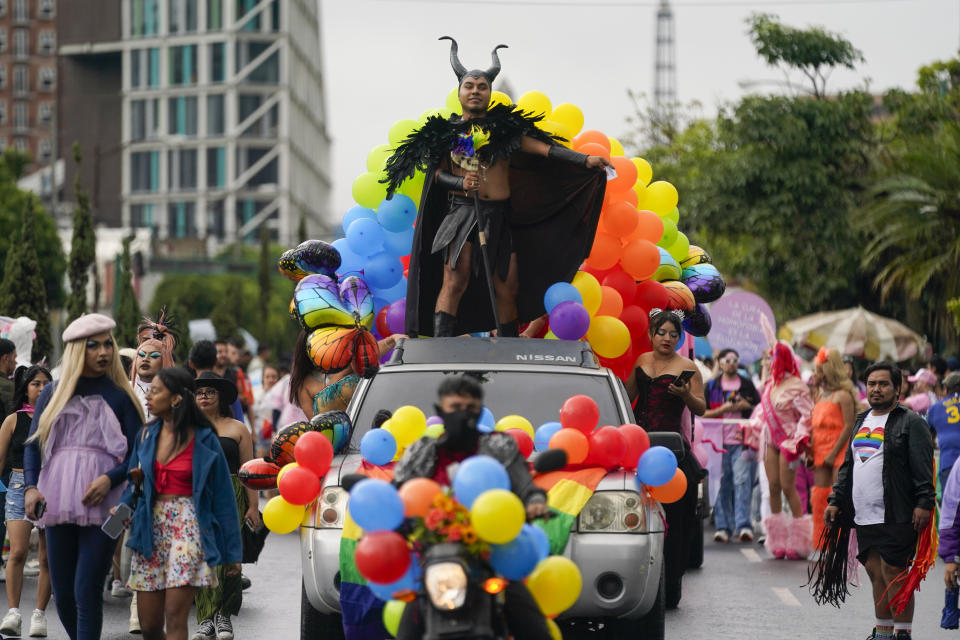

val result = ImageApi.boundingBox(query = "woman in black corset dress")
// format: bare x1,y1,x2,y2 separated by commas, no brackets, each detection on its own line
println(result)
625,309,706,609
193,372,259,640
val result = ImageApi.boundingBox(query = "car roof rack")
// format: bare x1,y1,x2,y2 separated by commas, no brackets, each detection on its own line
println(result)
387,337,599,369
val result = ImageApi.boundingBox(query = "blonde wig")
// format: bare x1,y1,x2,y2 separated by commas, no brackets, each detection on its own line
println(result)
816,349,856,404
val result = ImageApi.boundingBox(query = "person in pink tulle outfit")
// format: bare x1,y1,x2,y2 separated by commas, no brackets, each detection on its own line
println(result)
758,342,814,560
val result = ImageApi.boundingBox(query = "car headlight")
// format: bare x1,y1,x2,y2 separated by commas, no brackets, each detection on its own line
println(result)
578,491,646,533
315,486,349,528
425,561,468,610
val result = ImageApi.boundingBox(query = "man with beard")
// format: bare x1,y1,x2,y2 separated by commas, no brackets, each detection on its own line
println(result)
384,37,609,338
824,362,934,640
392,374,550,639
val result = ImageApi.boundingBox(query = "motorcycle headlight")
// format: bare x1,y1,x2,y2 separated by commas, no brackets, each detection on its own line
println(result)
578,491,646,533
425,561,468,610
315,486,349,528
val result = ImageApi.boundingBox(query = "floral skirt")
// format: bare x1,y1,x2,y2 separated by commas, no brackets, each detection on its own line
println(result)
128,497,217,591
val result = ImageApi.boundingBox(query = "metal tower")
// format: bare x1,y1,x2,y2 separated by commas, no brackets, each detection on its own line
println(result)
653,0,676,141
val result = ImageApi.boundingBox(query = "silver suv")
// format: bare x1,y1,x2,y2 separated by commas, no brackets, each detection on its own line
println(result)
299,337,667,640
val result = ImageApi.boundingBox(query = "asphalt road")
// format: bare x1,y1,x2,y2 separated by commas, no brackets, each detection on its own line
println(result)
2,530,958,639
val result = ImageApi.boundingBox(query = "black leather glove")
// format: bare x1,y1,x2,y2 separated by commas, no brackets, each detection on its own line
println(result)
435,171,465,191
547,145,589,166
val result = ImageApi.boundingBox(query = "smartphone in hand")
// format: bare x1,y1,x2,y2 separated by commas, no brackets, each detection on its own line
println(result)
672,369,696,387
101,503,133,540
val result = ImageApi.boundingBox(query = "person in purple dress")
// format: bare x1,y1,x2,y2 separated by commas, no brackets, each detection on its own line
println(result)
23,314,145,640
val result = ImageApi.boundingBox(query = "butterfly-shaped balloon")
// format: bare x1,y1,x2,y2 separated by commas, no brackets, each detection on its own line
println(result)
309,410,353,454
278,239,341,283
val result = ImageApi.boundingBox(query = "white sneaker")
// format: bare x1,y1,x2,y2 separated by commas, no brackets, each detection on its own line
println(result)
111,579,132,598
0,608,22,636
713,530,729,543
23,560,39,577
28,610,46,637
129,593,141,634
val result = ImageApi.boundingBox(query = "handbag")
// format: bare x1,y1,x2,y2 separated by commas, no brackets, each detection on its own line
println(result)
241,515,269,564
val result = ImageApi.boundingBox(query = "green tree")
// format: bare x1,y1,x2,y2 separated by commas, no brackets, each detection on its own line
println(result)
257,224,272,340
0,201,52,361
210,277,243,341
298,214,308,244
113,237,140,347
66,142,96,321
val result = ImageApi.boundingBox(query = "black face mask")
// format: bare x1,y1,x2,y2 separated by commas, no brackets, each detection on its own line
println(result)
436,404,482,452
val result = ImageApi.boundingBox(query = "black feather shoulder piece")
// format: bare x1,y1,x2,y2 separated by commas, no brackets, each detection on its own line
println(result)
382,103,562,197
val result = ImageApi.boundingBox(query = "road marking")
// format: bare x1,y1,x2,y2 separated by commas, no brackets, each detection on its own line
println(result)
772,587,802,607
740,548,762,563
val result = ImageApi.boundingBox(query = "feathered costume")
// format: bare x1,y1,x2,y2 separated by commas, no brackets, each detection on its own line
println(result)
383,38,606,337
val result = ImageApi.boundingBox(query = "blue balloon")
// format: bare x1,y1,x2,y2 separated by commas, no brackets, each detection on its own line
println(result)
635,446,678,487
452,455,510,508
490,530,540,580
331,238,365,274
368,555,421,600
479,406,496,429
383,227,414,257
674,329,686,352
343,205,377,231
360,429,397,466
346,218,386,257
534,421,562,452
524,523,550,561
544,282,583,314
348,479,405,532
372,276,408,304
377,195,417,232
363,252,403,290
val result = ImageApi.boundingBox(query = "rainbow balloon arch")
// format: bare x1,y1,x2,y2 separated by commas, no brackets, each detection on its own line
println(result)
335,86,725,375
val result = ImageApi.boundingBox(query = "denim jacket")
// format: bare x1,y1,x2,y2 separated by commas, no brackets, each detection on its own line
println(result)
121,421,242,567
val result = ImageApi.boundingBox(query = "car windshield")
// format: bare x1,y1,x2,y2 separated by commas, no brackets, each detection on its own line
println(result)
348,369,624,449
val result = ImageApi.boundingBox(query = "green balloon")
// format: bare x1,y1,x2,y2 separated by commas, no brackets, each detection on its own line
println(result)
667,232,690,263
388,119,418,146
657,218,678,248
383,600,406,637
664,207,680,224
352,172,388,209
366,144,392,173
424,423,444,438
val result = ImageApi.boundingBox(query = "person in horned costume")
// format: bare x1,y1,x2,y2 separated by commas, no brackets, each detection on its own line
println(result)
131,309,180,421
384,37,609,338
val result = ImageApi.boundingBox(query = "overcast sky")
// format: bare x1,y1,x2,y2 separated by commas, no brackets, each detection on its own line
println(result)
317,0,957,222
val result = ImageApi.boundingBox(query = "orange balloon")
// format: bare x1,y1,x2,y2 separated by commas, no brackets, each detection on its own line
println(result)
577,142,610,161
603,188,637,210
649,469,688,503
586,232,623,270
601,201,638,236
608,156,639,193
596,286,624,317
572,130,611,152
633,211,664,244
398,478,442,518
620,239,660,280
663,280,695,311
549,428,589,464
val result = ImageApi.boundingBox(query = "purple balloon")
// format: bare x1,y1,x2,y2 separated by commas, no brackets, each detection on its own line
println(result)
549,300,591,340
426,415,443,426
386,299,406,335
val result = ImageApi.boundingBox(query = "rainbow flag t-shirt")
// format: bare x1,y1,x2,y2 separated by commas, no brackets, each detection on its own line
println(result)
853,424,885,462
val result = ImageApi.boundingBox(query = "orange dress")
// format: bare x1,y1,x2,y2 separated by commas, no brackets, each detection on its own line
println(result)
811,400,846,468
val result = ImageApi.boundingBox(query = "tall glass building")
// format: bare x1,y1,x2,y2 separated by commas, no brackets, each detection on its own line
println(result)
119,0,330,251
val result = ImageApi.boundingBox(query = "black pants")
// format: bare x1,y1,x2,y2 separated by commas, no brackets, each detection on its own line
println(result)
662,451,701,607
397,581,550,640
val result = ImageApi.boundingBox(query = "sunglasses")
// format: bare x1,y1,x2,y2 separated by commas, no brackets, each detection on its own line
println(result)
721,357,739,364
138,350,162,359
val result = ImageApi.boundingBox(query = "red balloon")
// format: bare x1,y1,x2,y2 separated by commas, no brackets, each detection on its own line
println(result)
602,270,637,303
506,429,534,458
376,307,391,338
559,395,599,435
278,466,321,505
590,426,627,468
632,332,653,356
355,531,411,584
580,262,615,281
634,280,670,311
619,423,651,470
620,305,650,341
599,345,634,381
294,430,334,478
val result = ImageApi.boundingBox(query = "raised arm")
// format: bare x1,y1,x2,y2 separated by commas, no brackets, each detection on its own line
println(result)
521,136,611,169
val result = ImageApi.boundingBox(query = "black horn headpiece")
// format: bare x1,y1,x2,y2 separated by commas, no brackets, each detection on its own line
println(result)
439,36,508,85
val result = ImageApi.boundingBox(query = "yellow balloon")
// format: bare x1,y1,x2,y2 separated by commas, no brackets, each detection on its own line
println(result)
642,181,679,216
424,423,445,438
546,619,563,640
494,415,535,439
517,91,552,118
277,462,299,484
586,316,631,359
551,103,584,137
538,120,573,146
391,405,427,447
490,90,513,108
398,170,425,203
388,119,418,146
571,271,602,316
631,157,653,187
383,600,405,637
352,172,388,209
418,108,447,124
366,144,392,173
608,137,625,157
528,556,583,616
445,86,463,115
470,489,525,544
544,330,558,340
633,181,647,202
263,495,306,534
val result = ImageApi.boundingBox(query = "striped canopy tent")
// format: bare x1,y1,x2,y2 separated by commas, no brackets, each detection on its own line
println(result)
779,306,924,362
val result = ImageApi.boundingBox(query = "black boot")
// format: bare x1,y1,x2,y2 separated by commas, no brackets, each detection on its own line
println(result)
499,320,518,337
433,311,457,337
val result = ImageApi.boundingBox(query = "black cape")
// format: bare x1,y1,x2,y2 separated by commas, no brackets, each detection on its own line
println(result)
383,105,606,336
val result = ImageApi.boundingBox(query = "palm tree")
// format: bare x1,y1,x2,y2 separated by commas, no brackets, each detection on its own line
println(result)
858,121,960,351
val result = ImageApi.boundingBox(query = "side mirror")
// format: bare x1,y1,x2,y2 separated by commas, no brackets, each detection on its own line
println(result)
341,473,366,492
534,449,568,473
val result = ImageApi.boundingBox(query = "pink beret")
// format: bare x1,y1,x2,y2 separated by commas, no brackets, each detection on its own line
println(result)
62,313,117,343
